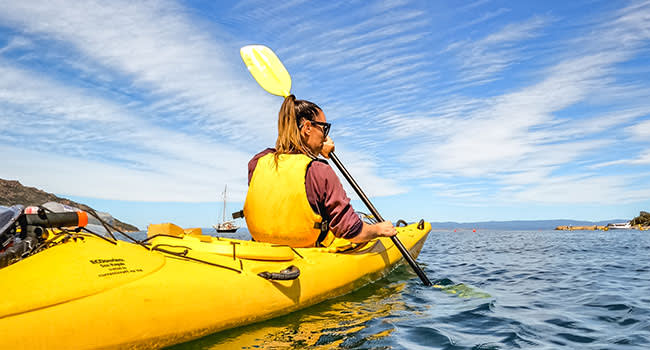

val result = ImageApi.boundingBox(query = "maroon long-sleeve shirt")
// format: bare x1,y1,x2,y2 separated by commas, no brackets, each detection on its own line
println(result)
247,148,362,239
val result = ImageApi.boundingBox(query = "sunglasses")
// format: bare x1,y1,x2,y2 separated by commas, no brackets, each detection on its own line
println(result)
309,120,331,137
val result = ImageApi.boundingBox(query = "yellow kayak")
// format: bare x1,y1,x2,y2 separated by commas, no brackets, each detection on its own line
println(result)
0,221,431,349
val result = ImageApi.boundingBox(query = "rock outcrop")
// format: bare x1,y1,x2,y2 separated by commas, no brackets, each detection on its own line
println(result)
0,179,139,232
631,211,650,227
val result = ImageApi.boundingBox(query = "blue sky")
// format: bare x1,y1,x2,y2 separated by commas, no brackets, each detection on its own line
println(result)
1,0,649,229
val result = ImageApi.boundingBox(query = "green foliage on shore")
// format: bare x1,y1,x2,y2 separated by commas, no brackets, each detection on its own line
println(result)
631,211,650,226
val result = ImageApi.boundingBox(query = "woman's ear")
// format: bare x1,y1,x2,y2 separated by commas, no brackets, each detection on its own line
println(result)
303,120,311,135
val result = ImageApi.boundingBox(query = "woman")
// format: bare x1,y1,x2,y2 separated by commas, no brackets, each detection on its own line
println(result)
244,95,397,248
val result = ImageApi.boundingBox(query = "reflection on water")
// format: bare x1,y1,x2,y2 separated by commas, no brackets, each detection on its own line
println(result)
169,266,430,349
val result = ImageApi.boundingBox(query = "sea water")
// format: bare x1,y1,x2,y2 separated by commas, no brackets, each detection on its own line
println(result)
165,229,650,349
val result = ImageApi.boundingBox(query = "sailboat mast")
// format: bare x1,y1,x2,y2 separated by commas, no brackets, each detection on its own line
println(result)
222,185,227,223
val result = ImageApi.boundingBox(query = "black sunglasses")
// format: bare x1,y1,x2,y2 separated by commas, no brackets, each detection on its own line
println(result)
309,120,331,137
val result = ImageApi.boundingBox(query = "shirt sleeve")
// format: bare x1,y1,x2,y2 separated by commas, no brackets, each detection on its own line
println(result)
305,160,362,239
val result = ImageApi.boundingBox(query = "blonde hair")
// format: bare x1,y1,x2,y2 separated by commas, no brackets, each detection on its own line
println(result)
275,95,322,163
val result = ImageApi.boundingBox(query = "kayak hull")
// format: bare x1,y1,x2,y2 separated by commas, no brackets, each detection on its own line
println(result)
0,222,430,349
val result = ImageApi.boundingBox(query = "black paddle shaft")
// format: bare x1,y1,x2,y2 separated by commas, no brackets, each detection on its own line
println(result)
329,152,432,286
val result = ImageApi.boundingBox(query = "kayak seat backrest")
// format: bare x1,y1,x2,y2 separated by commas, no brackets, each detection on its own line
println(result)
183,227,203,236
147,223,185,238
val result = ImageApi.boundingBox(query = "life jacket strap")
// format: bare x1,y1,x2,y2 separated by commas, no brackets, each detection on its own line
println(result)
313,220,330,247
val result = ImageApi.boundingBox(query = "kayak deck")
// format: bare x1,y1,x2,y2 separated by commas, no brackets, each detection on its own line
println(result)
0,221,431,349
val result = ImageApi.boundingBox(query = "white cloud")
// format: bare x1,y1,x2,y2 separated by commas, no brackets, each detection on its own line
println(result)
276,1,435,107
0,63,131,124
0,36,32,54
592,150,650,168
456,0,491,12
444,16,549,83
1,146,250,202
329,145,408,199
532,109,649,144
627,118,650,139
378,2,650,206
0,0,279,143
512,174,650,204
498,167,556,187
435,187,485,199
0,61,253,201
600,0,650,48
396,52,620,177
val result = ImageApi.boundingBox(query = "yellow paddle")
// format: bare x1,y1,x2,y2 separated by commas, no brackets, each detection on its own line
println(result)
240,45,432,286
240,45,292,98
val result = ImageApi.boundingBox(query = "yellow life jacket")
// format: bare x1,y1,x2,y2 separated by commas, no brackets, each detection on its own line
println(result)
244,153,331,248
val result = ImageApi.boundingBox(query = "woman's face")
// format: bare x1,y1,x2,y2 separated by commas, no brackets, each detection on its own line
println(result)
301,110,328,156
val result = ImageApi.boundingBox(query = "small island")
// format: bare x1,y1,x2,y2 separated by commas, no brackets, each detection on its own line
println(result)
556,211,649,231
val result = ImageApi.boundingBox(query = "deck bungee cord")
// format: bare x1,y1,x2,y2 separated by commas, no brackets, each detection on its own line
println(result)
0,204,247,274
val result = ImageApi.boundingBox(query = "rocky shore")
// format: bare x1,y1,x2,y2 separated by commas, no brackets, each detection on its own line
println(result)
555,211,649,231
631,211,650,227
555,225,648,231
0,178,139,232
555,225,606,231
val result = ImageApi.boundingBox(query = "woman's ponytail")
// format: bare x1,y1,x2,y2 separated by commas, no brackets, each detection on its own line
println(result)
275,95,322,163
277,94,298,145
276,95,301,163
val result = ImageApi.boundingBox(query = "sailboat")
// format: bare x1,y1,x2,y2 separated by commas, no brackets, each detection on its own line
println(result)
213,185,239,233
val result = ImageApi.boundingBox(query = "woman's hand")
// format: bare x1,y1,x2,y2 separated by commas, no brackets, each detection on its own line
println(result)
373,221,398,237
349,221,398,243
320,136,335,159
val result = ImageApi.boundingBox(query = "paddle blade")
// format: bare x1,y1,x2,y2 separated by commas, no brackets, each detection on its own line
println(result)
240,45,291,97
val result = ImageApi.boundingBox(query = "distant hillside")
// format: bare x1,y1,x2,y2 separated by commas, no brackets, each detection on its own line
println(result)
429,219,628,230
0,179,139,232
